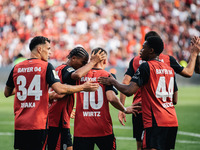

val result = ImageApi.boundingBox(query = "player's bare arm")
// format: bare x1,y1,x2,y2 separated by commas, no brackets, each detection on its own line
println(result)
51,81,99,95
98,76,139,96
106,90,141,116
118,75,132,126
49,90,66,103
179,36,200,77
71,51,107,80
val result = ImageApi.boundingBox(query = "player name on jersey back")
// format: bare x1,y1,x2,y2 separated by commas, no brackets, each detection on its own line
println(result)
156,69,173,74
21,102,35,108
83,111,101,117
17,67,41,73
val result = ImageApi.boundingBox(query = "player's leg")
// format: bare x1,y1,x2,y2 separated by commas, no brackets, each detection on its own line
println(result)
14,130,46,150
60,128,73,150
47,127,60,150
132,113,143,150
73,137,94,150
95,134,116,150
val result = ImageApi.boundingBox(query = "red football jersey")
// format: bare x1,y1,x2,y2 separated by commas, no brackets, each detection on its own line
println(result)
141,60,178,128
132,54,171,105
13,59,49,130
48,65,74,129
74,69,113,137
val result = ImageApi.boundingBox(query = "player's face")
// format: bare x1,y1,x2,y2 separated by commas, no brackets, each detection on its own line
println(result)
72,56,88,70
40,41,51,62
140,41,150,61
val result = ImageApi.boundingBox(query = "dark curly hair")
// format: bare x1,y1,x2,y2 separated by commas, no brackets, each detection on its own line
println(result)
67,47,89,59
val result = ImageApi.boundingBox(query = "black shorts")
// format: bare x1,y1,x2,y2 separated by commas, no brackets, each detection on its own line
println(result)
47,127,72,150
132,113,143,141
142,126,178,149
73,134,116,150
14,129,47,150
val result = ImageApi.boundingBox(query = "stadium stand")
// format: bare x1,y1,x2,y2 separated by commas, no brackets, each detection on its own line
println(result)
0,0,199,68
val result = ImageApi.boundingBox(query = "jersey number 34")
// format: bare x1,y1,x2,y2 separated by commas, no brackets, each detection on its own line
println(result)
17,75,42,101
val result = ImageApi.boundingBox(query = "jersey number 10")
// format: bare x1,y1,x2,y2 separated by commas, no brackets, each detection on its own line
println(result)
82,86,103,110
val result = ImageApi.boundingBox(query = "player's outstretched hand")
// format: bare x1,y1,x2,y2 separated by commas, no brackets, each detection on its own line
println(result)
90,50,107,63
118,111,126,126
82,81,99,92
191,36,200,53
125,102,141,116
98,75,115,85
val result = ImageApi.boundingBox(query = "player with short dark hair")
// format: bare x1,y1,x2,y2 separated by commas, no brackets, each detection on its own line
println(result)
99,36,187,150
47,46,106,150
118,31,200,150
4,36,99,150
73,47,141,150
99,36,200,149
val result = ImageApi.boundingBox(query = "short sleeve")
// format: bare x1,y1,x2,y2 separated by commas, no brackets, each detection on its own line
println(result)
6,67,15,88
170,56,184,73
105,73,118,95
131,62,150,87
46,63,60,87
62,66,76,85
125,58,135,76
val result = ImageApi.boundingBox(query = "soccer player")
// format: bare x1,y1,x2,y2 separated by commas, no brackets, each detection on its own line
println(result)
98,36,179,150
73,47,141,150
118,31,200,150
47,47,106,150
4,36,99,150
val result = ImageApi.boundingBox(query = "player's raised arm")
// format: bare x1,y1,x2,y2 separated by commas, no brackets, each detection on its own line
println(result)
71,50,107,80
179,36,200,77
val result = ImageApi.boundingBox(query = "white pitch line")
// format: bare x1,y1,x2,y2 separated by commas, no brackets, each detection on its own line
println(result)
178,131,200,138
0,132,13,136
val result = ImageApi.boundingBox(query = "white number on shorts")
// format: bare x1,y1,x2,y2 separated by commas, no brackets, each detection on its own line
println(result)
82,86,103,110
17,75,42,101
155,76,174,102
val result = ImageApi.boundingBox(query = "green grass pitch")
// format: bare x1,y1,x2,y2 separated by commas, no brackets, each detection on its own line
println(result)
0,86,200,150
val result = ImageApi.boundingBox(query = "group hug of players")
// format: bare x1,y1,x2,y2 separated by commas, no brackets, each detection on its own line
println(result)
4,31,200,150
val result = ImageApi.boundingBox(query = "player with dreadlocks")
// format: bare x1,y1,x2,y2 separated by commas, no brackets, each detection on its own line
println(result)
47,46,106,150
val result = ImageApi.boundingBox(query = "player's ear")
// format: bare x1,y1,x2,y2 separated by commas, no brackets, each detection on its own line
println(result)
37,46,42,54
103,59,107,65
149,48,154,54
71,56,77,61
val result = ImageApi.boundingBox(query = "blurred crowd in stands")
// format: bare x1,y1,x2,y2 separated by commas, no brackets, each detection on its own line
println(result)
0,0,200,68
